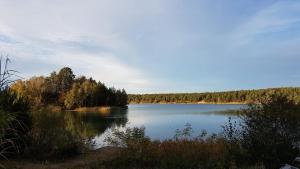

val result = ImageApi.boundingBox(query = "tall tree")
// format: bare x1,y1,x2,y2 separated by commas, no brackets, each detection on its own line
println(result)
57,67,75,105
57,67,75,93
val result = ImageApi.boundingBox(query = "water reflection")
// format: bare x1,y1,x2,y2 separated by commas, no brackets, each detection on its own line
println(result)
29,107,128,150
29,104,244,150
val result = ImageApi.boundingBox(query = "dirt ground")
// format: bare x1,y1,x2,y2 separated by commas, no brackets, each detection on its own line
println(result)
1,147,120,169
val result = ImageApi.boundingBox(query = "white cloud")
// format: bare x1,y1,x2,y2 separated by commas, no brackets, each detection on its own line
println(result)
0,0,169,93
0,36,154,93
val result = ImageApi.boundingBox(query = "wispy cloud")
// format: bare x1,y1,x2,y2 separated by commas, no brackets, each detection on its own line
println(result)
0,0,168,93
0,34,153,93
0,0,299,93
232,0,300,44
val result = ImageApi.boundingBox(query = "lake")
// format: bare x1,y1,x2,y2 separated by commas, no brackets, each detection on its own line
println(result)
31,104,245,149
92,104,245,148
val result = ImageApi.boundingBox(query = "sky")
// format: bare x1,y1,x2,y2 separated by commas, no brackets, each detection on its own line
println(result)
0,0,300,94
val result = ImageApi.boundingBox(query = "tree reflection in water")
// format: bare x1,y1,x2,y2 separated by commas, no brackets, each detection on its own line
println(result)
26,108,128,160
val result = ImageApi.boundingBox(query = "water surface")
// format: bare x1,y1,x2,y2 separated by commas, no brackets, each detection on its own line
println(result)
93,104,245,148
31,104,245,149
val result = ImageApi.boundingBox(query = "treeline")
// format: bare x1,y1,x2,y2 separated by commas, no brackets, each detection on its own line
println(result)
129,87,300,104
10,67,128,109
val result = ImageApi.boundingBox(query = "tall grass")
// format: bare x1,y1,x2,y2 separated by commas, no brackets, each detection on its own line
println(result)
104,126,236,169
0,56,29,168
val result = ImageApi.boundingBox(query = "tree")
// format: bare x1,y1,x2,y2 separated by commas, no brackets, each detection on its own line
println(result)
57,67,75,93
56,67,75,105
9,66,128,109
121,89,128,106
107,87,117,106
94,82,109,106
64,83,84,109
26,76,46,106
44,71,60,103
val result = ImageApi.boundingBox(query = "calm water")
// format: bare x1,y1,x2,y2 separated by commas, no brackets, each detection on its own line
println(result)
93,104,245,148
32,104,245,149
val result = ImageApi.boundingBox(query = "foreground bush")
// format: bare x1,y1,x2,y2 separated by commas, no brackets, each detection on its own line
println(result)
104,127,236,169
241,95,300,168
222,94,300,169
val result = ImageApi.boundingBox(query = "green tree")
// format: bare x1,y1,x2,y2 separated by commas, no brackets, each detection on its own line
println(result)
64,83,84,109
44,71,60,103
57,67,75,93
57,67,75,105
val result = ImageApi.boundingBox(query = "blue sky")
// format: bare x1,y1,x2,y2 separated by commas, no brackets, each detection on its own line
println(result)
0,0,300,93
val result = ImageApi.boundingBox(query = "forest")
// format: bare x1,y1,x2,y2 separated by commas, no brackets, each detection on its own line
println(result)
129,87,300,104
10,67,128,109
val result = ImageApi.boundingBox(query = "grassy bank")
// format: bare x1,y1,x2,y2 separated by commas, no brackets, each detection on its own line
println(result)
70,106,128,112
1,147,121,169
31,105,128,113
1,145,264,169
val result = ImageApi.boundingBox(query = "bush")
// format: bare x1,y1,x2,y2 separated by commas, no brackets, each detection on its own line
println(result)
223,94,300,169
241,95,300,168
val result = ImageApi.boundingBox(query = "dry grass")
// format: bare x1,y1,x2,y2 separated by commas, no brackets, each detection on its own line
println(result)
0,147,120,169
72,106,111,113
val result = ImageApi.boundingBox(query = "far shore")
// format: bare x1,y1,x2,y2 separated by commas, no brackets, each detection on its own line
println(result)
35,105,128,113
129,101,248,105
66,106,128,112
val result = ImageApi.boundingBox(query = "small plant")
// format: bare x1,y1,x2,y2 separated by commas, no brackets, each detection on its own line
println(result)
174,123,193,140
105,126,150,147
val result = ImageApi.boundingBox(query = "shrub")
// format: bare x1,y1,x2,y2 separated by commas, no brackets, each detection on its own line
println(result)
223,94,300,168
104,126,233,169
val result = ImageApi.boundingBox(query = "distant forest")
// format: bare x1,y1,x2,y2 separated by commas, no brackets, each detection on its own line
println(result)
129,88,300,104
10,67,128,109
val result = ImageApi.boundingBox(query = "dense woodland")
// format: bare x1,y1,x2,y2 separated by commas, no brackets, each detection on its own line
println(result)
129,87,300,104
10,67,128,109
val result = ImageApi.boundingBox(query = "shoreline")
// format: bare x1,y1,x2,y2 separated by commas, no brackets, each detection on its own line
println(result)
34,105,128,113
129,102,248,105
67,106,128,112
